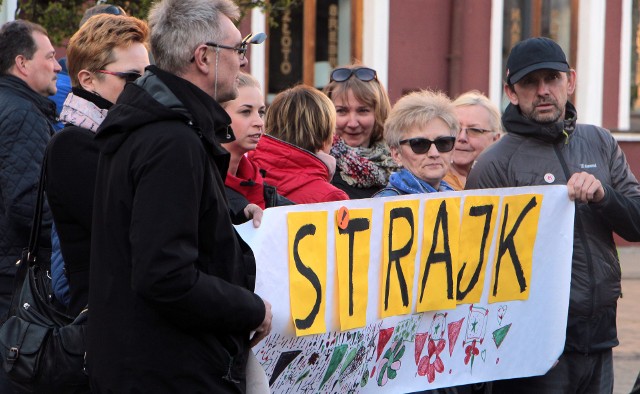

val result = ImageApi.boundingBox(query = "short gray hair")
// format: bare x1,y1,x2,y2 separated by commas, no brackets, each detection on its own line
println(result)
384,90,459,148
452,90,504,134
148,0,239,75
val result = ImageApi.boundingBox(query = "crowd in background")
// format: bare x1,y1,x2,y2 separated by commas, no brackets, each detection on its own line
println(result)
1,0,640,393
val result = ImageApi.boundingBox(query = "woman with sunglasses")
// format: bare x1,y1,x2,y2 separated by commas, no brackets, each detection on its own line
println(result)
443,90,502,190
324,64,399,199
250,85,349,204
220,72,292,215
374,90,458,197
45,14,149,316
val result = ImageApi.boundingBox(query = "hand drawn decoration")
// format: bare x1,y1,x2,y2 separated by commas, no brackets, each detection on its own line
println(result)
463,305,489,371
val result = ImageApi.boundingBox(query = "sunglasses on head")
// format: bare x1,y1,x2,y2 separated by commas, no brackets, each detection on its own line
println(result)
330,67,377,82
398,136,456,154
96,70,142,83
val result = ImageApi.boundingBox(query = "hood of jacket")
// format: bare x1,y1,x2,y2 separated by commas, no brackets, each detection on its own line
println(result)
0,74,57,122
95,65,233,159
502,100,577,144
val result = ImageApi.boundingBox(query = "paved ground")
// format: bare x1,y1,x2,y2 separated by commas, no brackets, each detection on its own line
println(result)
614,247,640,394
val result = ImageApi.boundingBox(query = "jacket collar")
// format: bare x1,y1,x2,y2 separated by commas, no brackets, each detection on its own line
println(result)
140,65,233,147
388,168,454,194
0,74,57,122
502,101,577,144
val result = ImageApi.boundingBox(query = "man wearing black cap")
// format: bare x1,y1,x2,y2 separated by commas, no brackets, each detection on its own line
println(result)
467,37,640,393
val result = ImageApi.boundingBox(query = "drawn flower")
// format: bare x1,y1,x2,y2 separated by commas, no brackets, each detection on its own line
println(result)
417,339,445,383
377,340,405,386
464,340,479,365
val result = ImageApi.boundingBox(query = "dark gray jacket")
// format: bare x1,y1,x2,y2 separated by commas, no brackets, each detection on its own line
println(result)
467,102,640,354
0,75,54,286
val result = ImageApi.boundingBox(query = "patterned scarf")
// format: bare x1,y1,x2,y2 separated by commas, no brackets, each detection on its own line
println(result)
59,92,109,133
330,135,399,188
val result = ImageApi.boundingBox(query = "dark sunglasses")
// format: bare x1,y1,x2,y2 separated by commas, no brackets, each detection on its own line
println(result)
398,136,456,154
330,67,377,82
96,70,142,83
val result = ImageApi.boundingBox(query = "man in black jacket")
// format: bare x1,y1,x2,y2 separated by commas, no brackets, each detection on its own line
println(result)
88,0,272,392
467,37,640,393
0,20,60,393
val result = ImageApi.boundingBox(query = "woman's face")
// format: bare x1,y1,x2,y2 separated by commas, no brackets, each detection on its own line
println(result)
223,85,265,155
91,43,149,104
452,104,499,168
391,118,454,189
332,89,376,148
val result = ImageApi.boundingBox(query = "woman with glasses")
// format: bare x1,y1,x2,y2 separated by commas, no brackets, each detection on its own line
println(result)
250,85,349,203
443,90,502,190
374,90,458,197
220,72,292,215
324,64,399,199
45,14,149,316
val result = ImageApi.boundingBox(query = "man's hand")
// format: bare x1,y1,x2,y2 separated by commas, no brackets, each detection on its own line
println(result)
250,299,272,347
567,172,605,203
243,203,263,228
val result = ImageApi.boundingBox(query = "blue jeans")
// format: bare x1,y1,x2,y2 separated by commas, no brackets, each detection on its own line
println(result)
492,350,613,394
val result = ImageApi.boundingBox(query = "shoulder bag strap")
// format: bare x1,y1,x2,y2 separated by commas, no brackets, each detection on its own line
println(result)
8,150,48,317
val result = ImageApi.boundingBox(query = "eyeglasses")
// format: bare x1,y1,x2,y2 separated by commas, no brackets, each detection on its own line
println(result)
461,127,493,136
190,32,268,63
330,67,377,82
204,42,248,60
398,136,456,154
96,70,142,83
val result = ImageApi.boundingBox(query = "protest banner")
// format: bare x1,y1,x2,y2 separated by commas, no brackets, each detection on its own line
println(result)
236,185,574,393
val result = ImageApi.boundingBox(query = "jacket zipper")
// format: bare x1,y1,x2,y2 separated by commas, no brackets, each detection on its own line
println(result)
553,142,595,354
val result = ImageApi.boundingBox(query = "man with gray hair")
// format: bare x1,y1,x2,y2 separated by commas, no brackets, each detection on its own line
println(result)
0,19,61,393
88,0,271,392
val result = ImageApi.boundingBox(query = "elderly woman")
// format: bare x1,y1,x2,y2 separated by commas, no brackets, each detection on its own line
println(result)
443,90,502,190
374,90,458,197
250,85,349,204
324,64,399,198
45,14,149,315
221,72,291,216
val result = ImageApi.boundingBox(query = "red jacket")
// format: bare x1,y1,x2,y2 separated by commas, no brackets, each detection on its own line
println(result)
250,135,349,204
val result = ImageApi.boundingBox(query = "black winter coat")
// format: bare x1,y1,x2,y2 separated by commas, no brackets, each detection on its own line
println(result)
88,66,265,393
0,75,55,286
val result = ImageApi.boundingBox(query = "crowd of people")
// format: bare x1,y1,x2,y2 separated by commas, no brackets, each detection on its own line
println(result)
0,0,639,393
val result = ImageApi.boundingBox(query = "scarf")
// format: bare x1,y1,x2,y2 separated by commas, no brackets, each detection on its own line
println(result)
59,92,109,133
330,135,400,188
388,168,454,194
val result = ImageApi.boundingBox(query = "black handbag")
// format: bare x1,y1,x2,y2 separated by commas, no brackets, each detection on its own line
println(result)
0,155,89,393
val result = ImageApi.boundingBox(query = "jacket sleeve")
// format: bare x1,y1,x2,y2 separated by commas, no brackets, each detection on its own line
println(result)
589,139,640,241
128,130,264,333
465,149,510,190
0,108,52,247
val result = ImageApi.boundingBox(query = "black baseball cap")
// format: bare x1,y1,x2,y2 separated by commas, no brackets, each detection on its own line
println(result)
506,37,570,85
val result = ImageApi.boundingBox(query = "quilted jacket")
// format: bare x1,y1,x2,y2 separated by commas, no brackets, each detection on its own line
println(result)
0,75,55,284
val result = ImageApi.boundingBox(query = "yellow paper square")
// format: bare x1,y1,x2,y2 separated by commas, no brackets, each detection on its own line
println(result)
288,211,328,336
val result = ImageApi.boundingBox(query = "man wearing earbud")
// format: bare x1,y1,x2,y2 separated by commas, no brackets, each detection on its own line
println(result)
467,37,640,393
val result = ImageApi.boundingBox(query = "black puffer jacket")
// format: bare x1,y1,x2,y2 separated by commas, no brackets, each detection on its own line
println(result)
467,102,640,353
0,75,54,283
88,66,265,393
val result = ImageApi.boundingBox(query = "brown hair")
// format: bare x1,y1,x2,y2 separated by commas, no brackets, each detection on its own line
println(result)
265,85,336,153
323,64,391,145
67,14,149,88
